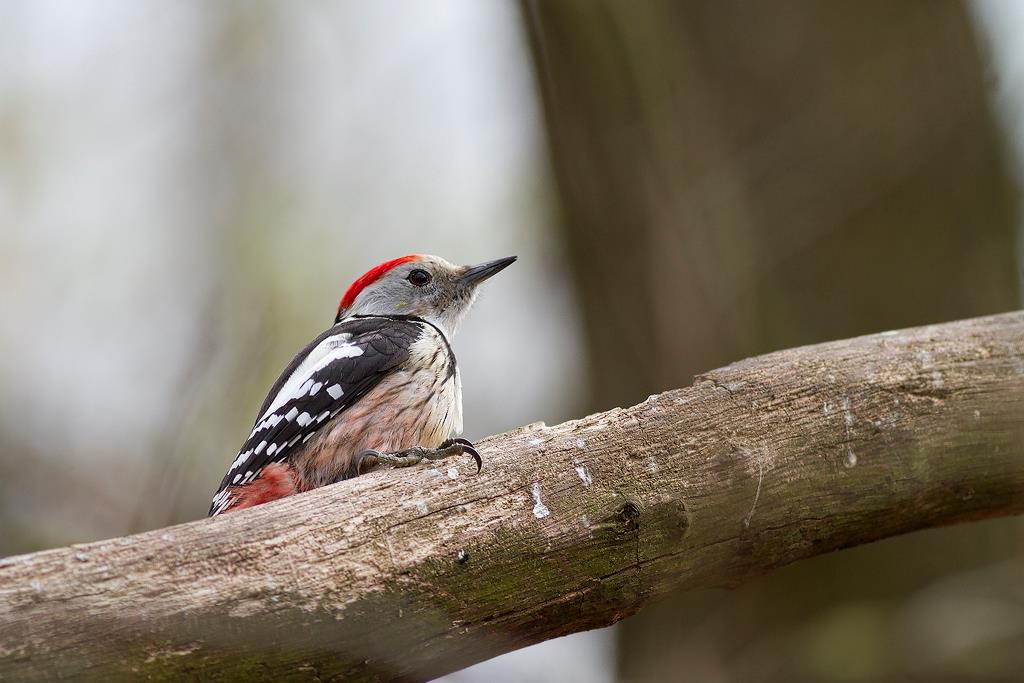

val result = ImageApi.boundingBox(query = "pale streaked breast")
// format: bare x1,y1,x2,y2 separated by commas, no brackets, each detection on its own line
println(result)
294,321,461,487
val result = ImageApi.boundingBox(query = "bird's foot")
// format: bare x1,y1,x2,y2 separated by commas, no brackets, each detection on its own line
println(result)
350,438,482,477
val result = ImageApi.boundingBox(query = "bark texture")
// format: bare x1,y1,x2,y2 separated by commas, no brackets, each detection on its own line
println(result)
2,312,1023,682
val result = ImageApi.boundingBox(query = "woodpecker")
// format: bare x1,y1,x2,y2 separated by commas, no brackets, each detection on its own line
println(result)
208,254,516,516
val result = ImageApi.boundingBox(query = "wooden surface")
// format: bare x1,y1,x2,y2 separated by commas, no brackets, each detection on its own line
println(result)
1,312,1023,681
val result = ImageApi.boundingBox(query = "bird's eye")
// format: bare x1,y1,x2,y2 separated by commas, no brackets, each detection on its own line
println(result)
407,269,432,287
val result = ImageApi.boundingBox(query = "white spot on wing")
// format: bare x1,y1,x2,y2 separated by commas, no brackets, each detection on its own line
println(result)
327,384,343,399
229,450,249,472
285,407,298,421
310,381,323,396
256,335,364,422
251,413,283,435
297,412,312,427
254,440,267,455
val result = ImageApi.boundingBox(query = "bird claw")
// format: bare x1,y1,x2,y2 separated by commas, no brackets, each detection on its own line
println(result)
352,448,382,475
341,439,482,480
439,438,482,473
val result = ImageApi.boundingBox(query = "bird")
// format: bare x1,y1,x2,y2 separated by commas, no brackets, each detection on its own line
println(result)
208,254,516,516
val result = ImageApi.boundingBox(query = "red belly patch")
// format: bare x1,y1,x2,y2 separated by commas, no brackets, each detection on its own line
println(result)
222,463,300,513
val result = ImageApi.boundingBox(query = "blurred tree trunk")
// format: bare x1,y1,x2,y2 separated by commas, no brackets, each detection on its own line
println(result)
523,1,1022,680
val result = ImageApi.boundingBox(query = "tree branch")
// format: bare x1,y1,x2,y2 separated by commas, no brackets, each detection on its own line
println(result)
2,312,1023,681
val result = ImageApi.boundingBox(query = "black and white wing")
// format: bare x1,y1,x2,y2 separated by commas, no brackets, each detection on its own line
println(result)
209,316,423,515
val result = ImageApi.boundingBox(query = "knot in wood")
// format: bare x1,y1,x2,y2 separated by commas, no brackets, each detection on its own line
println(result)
617,501,641,532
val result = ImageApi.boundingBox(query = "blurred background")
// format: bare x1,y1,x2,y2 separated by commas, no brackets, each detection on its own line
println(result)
1,1,1022,681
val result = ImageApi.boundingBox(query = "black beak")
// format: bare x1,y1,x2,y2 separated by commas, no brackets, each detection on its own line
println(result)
459,256,517,287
